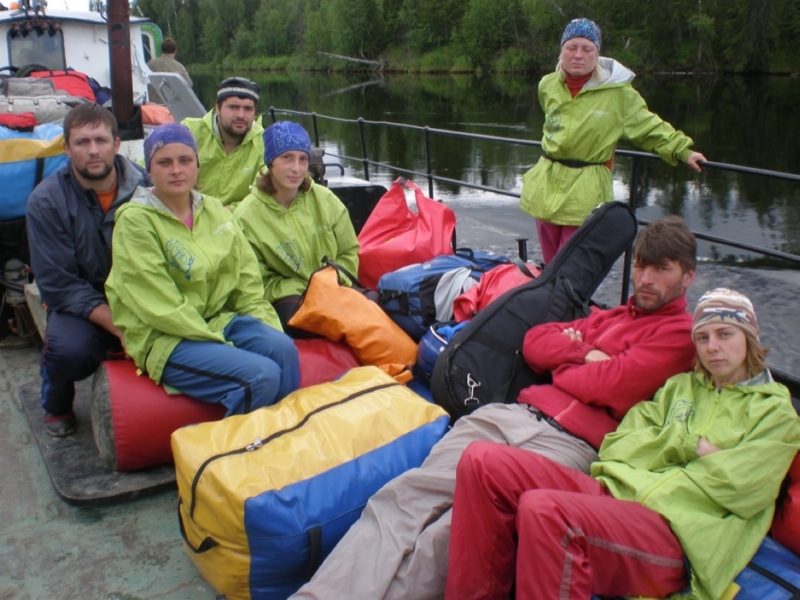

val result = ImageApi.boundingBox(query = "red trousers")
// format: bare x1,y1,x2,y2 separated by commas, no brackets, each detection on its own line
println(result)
535,220,579,264
445,442,688,600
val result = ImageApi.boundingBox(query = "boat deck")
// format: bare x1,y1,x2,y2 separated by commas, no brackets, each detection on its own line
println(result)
0,344,215,598
1,182,798,598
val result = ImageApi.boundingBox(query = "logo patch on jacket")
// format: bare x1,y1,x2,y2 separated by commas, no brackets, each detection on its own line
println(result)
544,109,562,141
213,221,234,236
166,238,194,281
669,398,693,424
277,241,302,271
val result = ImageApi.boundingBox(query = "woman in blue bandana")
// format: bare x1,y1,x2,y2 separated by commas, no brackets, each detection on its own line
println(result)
105,123,300,416
520,18,708,264
234,121,360,335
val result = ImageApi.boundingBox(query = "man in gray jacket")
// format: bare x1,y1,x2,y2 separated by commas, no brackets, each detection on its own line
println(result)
26,104,149,436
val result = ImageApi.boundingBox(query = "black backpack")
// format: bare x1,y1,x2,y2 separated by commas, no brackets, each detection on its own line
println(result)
430,201,637,421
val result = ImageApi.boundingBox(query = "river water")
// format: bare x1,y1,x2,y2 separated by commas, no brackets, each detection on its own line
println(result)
192,71,800,375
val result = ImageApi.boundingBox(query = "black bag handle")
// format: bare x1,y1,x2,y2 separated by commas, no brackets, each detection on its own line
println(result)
321,255,363,287
177,501,219,554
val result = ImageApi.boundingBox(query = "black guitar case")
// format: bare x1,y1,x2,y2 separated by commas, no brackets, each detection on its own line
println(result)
430,201,637,421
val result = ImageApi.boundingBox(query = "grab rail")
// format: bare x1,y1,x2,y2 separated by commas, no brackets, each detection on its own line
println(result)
265,107,800,304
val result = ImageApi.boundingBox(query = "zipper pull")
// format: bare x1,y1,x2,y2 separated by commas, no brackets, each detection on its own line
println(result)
246,436,263,451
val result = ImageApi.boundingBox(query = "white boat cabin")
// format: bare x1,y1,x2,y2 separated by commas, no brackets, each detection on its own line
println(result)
0,2,160,103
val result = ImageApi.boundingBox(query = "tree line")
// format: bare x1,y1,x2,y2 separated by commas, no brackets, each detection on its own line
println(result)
134,0,800,74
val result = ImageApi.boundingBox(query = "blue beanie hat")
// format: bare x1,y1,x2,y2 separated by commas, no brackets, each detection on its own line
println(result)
143,123,198,172
561,18,601,50
263,121,311,166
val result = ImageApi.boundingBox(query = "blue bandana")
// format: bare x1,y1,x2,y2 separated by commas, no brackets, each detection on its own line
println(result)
561,18,601,50
144,123,198,172
263,121,311,166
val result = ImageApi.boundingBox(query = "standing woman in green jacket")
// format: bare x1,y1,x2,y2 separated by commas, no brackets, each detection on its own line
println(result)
234,121,360,334
445,288,799,600
105,123,299,416
520,18,707,263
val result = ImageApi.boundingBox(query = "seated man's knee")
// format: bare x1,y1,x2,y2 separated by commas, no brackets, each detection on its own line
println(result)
45,315,109,372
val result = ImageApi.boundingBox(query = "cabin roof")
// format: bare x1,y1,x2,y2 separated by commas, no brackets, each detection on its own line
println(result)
0,8,151,26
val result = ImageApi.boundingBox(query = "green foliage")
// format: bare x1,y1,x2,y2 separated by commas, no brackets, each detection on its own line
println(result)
134,0,800,74
450,55,473,74
419,47,458,73
494,48,534,73
301,1,333,58
328,0,383,57
454,0,520,68
399,0,467,53
252,0,301,57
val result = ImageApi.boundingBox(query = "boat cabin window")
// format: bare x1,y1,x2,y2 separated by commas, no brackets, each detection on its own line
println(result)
7,23,66,71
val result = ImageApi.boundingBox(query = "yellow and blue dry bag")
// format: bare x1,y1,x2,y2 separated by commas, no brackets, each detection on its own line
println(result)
172,366,449,600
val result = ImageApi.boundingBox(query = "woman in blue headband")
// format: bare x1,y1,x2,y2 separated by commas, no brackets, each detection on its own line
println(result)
105,123,299,416
520,17,708,264
234,121,360,336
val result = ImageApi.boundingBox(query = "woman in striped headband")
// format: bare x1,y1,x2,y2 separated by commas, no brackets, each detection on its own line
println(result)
445,288,799,599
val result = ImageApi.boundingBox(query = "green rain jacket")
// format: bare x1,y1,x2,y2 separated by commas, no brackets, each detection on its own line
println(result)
593,370,800,600
234,173,360,302
105,187,282,384
182,110,264,207
520,57,696,226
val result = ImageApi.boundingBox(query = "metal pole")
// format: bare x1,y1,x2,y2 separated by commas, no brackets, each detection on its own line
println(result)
358,117,370,181
107,0,138,140
516,238,529,262
311,113,320,146
424,127,434,198
620,157,643,304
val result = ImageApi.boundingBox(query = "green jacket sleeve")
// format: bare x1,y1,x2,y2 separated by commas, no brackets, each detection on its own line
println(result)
622,86,695,165
225,223,283,331
598,377,701,472
679,400,799,519
330,198,360,282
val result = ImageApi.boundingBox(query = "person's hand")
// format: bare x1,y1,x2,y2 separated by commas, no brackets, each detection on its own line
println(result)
585,349,611,363
561,327,582,342
686,151,707,172
697,437,721,456
112,327,129,359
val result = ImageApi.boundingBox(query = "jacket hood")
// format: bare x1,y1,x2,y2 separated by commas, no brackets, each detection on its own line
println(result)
587,57,635,88
694,367,786,396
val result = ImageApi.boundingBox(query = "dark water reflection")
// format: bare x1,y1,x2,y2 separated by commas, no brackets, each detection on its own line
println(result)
192,71,800,259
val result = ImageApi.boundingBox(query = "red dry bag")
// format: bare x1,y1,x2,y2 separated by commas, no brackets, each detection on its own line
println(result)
357,177,455,290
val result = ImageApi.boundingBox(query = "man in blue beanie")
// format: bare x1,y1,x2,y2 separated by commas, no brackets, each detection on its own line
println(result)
26,103,149,436
182,76,263,207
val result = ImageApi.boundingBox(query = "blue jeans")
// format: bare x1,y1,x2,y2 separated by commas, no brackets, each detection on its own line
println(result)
40,311,119,415
161,315,300,416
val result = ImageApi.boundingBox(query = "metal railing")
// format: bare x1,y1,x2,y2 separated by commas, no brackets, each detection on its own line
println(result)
265,107,800,303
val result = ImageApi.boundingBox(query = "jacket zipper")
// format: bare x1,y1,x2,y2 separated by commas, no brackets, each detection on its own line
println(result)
188,381,400,519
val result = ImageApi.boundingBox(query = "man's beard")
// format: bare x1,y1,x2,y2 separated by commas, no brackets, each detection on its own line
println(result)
220,120,248,141
74,161,114,181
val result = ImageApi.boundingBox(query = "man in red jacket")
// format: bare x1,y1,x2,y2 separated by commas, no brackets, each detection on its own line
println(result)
290,216,697,600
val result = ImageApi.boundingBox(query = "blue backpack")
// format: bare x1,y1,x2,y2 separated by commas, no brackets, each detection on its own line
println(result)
416,320,469,383
377,249,509,341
